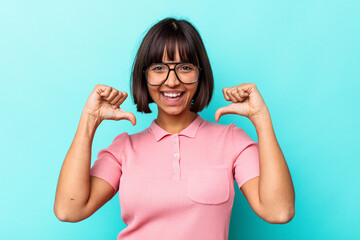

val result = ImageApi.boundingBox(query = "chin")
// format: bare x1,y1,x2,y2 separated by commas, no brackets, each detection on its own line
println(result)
159,105,192,116
162,109,187,116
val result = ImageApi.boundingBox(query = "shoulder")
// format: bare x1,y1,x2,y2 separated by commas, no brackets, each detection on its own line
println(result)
102,132,131,152
200,118,236,135
202,118,250,137
112,127,150,141
196,119,236,144
200,118,255,146
115,127,155,149
112,132,130,143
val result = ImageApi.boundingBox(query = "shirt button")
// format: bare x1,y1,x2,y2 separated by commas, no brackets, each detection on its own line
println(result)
174,168,179,173
173,138,178,142
174,153,179,158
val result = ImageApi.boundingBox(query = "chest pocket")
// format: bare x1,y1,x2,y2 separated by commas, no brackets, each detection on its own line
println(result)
186,166,230,205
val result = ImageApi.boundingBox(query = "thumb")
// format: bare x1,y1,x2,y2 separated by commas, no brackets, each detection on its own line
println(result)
123,112,137,126
114,110,137,126
215,104,235,122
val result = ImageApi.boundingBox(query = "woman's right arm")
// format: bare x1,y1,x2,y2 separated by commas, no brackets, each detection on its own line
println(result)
53,85,136,222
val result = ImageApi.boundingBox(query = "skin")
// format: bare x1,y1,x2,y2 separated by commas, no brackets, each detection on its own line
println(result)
53,85,134,223
215,84,295,223
147,49,199,134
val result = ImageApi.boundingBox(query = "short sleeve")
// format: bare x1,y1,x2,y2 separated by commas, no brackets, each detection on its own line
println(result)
90,132,129,195
231,124,260,190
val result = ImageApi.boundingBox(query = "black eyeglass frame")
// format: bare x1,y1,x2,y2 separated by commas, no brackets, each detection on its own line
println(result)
143,62,202,86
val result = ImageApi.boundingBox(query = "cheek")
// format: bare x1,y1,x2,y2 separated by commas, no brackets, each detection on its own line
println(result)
189,85,199,97
147,86,158,100
184,86,198,104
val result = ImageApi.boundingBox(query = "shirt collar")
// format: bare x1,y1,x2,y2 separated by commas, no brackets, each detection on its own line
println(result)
149,114,203,142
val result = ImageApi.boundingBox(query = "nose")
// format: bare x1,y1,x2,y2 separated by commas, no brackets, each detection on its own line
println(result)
164,69,181,87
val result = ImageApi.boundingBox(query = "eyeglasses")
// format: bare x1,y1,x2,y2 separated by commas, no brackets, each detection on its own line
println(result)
143,62,202,86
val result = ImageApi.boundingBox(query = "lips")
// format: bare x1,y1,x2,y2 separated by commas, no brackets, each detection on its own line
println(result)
161,90,185,94
160,91,185,104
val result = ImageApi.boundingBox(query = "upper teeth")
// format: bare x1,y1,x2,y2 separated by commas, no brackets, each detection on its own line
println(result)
163,92,182,97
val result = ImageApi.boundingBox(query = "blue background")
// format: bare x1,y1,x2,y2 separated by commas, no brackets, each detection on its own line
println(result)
1,0,359,239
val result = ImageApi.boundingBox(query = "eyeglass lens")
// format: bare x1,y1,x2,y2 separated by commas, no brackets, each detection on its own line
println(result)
146,63,199,85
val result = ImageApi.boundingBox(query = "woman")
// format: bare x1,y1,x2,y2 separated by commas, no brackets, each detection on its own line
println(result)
54,18,295,239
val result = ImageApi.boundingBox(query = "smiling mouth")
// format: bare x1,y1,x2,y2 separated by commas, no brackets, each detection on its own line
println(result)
161,92,185,100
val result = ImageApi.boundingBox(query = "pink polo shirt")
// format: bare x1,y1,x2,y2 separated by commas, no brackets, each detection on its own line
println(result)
90,114,260,240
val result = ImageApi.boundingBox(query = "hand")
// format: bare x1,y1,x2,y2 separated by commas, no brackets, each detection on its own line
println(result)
82,84,136,126
215,83,269,123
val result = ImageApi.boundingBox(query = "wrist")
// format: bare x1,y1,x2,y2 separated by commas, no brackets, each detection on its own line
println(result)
81,109,102,126
77,112,102,139
250,110,271,127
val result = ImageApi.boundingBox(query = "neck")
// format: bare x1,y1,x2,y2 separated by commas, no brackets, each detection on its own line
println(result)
155,109,197,134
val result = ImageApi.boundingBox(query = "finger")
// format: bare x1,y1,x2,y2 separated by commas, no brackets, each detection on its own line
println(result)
214,108,221,122
111,94,123,109
115,110,136,126
241,83,256,94
238,87,250,96
120,92,128,101
222,88,231,101
116,92,128,106
99,86,112,98
214,104,235,122
104,88,119,102
96,87,103,96
226,88,238,103
110,92,122,106
127,112,137,126
95,84,108,95
236,88,249,102
112,92,129,109
231,89,243,102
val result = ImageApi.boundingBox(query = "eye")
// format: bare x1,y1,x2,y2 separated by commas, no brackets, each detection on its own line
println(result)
182,65,192,70
150,64,166,72
178,63,194,72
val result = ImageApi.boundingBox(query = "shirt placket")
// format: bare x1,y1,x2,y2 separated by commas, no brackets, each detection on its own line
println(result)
171,134,180,180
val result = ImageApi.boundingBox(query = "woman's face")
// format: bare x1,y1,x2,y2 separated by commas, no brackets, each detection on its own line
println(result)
147,48,199,117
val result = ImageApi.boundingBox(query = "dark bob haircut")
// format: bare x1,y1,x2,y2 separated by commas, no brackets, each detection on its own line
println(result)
131,18,214,113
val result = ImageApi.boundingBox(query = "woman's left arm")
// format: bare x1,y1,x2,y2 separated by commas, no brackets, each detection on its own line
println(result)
215,83,295,224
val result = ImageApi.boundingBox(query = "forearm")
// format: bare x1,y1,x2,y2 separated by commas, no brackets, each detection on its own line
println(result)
251,112,295,220
54,112,101,215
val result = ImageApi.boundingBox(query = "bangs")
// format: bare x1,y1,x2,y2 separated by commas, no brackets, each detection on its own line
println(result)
145,26,199,66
